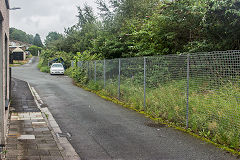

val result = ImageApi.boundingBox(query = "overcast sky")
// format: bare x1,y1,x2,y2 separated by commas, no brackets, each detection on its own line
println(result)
10,0,98,42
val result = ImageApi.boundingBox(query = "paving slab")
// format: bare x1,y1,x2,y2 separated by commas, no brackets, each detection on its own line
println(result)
17,135,35,140
5,78,65,160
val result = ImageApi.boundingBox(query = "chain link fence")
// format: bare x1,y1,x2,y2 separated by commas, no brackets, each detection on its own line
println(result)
72,50,240,148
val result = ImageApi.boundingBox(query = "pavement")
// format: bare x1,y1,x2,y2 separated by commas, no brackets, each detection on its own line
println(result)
11,57,240,160
5,78,80,160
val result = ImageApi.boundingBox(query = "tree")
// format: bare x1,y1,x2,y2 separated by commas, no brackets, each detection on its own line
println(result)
77,4,96,28
33,34,43,47
44,0,240,58
44,32,63,48
9,28,34,44
203,0,240,50
28,45,42,56
54,4,99,54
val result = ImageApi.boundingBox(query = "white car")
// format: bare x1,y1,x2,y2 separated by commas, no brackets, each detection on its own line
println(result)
50,63,65,75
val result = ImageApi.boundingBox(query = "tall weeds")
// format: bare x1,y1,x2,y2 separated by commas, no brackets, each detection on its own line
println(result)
67,67,240,150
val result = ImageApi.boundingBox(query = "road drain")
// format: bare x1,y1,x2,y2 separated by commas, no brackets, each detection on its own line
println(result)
40,104,48,108
57,132,71,138
145,122,166,128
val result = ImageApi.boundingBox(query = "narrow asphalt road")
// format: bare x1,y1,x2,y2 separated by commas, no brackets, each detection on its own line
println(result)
12,57,238,160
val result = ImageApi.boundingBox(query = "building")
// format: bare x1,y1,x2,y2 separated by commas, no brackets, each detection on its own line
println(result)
9,45,27,53
0,0,10,147
9,40,29,63
9,39,31,53
12,47,26,61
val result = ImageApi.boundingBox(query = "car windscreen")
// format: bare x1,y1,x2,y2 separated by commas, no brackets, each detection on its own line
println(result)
52,64,63,68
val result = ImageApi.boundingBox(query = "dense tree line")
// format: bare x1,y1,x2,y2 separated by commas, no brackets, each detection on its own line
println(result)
9,28,34,44
10,28,43,47
44,0,240,60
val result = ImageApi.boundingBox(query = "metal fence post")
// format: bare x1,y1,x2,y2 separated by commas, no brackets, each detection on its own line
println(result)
118,59,121,99
144,57,146,110
104,59,106,89
94,61,97,82
186,54,190,129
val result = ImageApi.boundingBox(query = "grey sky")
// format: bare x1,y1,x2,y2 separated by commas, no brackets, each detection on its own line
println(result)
9,0,98,42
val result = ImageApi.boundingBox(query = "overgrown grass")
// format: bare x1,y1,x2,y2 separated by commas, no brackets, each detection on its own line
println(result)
13,60,26,65
79,77,240,150
26,54,33,59
38,57,50,73
66,66,240,151
40,66,50,73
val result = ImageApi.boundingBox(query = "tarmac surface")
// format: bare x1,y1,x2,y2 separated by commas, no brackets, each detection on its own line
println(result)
12,57,239,160
11,78,40,112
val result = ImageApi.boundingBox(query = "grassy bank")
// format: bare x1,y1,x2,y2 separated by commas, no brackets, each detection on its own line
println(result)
38,57,50,73
66,67,240,151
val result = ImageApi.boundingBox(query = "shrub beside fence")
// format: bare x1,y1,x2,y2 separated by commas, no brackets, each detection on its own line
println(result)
71,50,240,149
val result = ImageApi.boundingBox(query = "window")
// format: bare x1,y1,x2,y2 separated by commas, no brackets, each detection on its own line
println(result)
52,64,63,68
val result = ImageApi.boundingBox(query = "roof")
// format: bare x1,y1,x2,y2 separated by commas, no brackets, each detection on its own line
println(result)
12,47,24,53
10,40,32,47
9,46,25,48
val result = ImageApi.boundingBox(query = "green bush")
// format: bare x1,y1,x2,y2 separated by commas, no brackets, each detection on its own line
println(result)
38,49,75,72
26,54,33,59
66,67,88,84
38,58,44,69
28,45,42,56
40,66,50,73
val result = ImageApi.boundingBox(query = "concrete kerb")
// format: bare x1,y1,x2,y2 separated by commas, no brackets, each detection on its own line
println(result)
27,82,81,160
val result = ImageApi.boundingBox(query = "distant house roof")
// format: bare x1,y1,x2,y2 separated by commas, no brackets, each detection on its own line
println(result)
12,47,24,53
10,40,32,47
9,46,26,48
